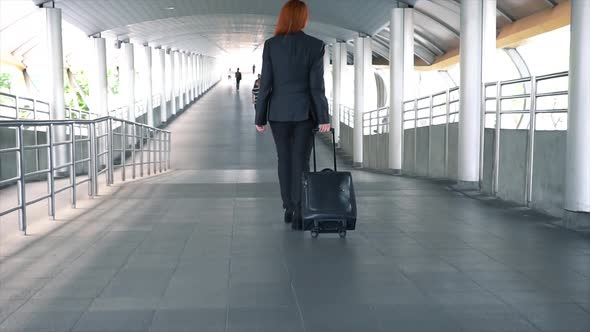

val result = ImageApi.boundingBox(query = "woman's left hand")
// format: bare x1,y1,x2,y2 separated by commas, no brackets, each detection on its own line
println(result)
256,125,266,133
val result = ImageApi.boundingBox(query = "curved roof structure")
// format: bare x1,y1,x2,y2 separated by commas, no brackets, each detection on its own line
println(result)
0,0,569,68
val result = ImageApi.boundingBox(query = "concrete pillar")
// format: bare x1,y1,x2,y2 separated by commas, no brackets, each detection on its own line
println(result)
458,0,483,187
144,45,154,127
45,7,67,167
169,50,177,116
199,55,203,92
122,42,135,122
183,52,189,106
480,0,497,182
482,0,497,83
195,54,201,98
90,37,108,117
191,54,197,100
158,48,167,124
188,54,192,101
389,8,413,174
353,36,371,167
197,54,202,96
204,57,209,89
565,0,590,226
187,53,192,102
205,56,208,90
178,52,185,108
332,42,346,145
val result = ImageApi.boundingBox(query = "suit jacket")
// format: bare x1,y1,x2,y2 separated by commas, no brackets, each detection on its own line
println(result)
255,31,329,126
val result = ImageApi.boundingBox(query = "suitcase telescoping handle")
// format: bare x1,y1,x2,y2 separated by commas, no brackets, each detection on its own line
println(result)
311,128,337,172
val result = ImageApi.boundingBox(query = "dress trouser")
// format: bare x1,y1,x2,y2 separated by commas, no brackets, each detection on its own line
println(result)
269,119,315,212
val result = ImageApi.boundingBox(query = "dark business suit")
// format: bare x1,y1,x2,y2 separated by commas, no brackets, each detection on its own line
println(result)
255,31,329,217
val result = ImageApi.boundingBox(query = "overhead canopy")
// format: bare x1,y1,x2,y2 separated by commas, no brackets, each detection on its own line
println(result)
3,0,568,66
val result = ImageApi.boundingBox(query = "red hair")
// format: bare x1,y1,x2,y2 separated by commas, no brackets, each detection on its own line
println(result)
274,0,309,35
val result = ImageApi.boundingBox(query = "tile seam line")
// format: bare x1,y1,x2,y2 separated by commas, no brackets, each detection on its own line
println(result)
145,209,199,331
224,193,237,332
68,197,167,332
0,199,139,328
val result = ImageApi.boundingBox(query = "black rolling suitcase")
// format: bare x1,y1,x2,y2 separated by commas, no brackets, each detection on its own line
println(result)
301,128,357,238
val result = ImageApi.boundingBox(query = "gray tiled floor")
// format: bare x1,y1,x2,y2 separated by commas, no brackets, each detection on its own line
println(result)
1,78,590,331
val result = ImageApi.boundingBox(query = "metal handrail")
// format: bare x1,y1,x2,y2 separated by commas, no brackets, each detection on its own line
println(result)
362,106,389,135
340,105,355,128
353,70,569,208
0,92,51,120
0,116,171,235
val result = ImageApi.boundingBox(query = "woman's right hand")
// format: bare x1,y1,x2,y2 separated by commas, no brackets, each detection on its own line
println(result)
318,123,331,133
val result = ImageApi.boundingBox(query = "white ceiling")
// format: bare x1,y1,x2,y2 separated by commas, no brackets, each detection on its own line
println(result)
26,0,565,61
34,0,401,56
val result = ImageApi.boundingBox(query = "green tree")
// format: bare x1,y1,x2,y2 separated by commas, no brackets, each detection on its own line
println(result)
0,73,11,92
74,70,89,111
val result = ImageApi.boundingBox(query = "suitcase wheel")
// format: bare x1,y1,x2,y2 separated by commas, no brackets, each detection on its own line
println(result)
338,229,347,238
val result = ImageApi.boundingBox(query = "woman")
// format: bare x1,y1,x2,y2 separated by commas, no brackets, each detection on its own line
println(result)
255,0,331,230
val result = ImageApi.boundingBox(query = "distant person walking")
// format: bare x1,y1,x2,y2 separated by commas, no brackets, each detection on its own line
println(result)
252,64,256,74
252,74,261,104
235,68,242,90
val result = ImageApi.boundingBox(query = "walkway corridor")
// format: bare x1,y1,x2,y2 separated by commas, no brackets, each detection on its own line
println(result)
1,80,590,332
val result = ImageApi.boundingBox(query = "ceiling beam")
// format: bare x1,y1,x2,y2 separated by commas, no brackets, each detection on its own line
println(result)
413,8,460,38
414,45,435,65
381,26,445,56
413,30,445,55
417,0,570,70
448,0,514,23
414,39,440,58
543,0,558,7
372,29,437,64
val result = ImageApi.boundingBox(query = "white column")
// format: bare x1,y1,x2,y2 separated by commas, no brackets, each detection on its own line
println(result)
482,0,497,83
90,37,108,117
565,0,590,220
179,52,185,108
193,54,197,99
197,54,202,96
206,56,210,89
194,54,200,99
190,53,195,101
203,56,209,90
187,53,192,102
480,0,497,182
196,55,201,95
332,42,346,145
458,0,483,187
158,48,167,124
144,45,154,127
123,42,135,122
353,36,371,167
187,53,192,101
169,50,177,116
389,8,413,173
183,52,189,105
198,55,202,93
45,7,67,167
